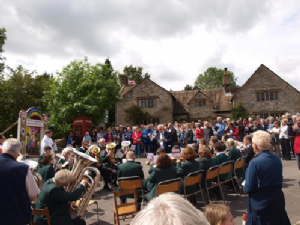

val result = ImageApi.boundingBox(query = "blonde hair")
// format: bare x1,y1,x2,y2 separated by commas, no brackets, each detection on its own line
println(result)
204,203,230,225
131,193,209,225
252,130,271,151
54,170,75,184
226,138,237,148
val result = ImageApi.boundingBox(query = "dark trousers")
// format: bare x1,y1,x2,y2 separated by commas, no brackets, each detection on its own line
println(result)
289,137,295,157
73,217,86,225
281,139,291,160
90,167,111,187
144,142,153,153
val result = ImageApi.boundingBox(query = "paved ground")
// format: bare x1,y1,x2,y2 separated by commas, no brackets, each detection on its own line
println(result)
84,157,300,225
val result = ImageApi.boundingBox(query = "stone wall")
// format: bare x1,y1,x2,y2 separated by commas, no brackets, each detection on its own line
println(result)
233,65,300,116
115,79,173,126
187,92,214,119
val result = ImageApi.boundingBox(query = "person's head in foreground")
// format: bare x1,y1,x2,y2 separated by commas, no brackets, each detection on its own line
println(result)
252,130,271,154
204,203,235,225
131,193,209,225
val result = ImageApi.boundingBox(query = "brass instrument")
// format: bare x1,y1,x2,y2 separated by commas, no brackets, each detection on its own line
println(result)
67,150,98,192
106,142,117,160
88,145,100,162
70,167,100,217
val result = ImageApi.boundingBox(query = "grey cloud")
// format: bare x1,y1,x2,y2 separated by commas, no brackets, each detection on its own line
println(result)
1,0,271,59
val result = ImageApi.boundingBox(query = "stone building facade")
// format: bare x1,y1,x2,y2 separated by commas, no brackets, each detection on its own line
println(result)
115,64,300,125
232,64,300,118
115,79,175,126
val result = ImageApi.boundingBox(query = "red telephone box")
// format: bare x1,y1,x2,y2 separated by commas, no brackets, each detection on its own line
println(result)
73,117,93,138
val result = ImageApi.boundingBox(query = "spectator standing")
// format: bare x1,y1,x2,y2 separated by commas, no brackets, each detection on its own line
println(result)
243,131,290,225
82,132,91,142
293,116,300,170
280,119,291,160
168,123,178,148
178,128,185,148
215,117,226,140
142,125,153,153
41,129,55,155
90,130,97,143
132,126,142,157
105,127,114,143
123,127,133,145
270,121,280,156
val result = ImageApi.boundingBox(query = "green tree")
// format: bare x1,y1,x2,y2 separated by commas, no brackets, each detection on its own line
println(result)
194,67,237,90
184,84,193,90
0,65,50,135
0,27,7,74
124,65,150,84
104,58,114,77
43,57,121,138
231,101,248,120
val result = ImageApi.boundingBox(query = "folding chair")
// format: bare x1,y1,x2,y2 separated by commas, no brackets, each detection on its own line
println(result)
233,158,246,194
218,160,238,202
204,165,221,204
118,176,147,207
30,207,51,225
181,170,205,205
156,178,181,196
113,188,138,225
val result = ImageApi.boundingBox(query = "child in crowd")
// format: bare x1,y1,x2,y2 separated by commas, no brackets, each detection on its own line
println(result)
204,203,235,225
178,128,185,148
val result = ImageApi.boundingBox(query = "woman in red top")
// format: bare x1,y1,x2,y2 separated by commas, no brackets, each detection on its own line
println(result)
132,126,142,157
226,122,239,141
195,123,203,144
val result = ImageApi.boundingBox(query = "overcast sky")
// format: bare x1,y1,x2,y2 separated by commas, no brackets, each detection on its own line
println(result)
1,0,300,91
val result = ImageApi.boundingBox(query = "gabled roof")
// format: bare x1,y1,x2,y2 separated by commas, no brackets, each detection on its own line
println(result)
170,90,199,107
186,90,214,105
232,64,300,100
120,85,136,97
120,78,172,98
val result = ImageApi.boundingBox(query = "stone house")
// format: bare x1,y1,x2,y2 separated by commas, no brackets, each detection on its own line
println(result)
232,64,300,118
115,65,300,125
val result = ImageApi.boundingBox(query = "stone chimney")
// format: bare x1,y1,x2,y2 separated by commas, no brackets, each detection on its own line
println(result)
223,68,231,94
119,70,128,85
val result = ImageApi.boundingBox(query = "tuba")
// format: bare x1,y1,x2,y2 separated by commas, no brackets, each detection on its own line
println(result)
106,142,117,160
70,167,100,217
67,150,98,192
66,149,100,218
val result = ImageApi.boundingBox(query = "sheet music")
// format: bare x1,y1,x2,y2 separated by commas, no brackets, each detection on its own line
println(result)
115,151,125,159
147,153,153,159
100,151,105,157
130,145,136,151
152,155,158,164
172,153,181,157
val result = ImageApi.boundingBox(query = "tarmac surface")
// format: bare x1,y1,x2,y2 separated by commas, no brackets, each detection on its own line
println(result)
83,157,300,225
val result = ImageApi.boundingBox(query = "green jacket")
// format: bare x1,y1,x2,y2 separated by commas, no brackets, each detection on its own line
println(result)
117,161,144,180
38,154,45,169
78,147,87,153
199,158,215,188
228,147,244,178
143,166,176,201
176,159,200,194
117,161,144,200
38,164,56,182
213,153,230,181
34,179,85,225
228,146,242,161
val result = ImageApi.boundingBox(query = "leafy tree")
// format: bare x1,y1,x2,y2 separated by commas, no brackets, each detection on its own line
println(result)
184,84,193,90
194,67,237,90
0,65,50,136
104,58,114,77
0,27,7,74
123,65,150,84
231,101,248,120
43,57,121,138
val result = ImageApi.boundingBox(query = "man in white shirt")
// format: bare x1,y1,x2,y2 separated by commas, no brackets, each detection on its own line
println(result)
41,129,55,155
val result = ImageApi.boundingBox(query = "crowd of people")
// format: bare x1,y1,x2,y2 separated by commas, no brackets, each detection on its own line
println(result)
1,112,299,225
